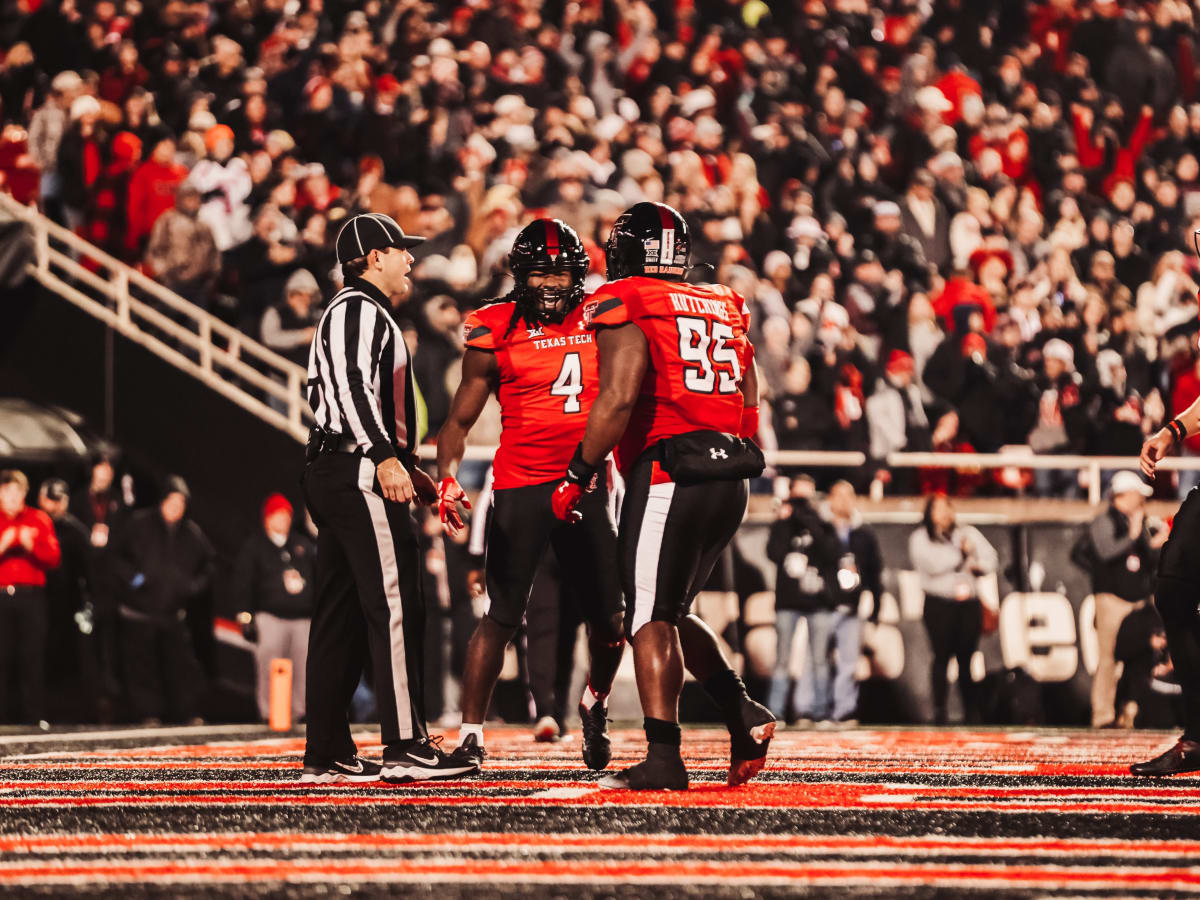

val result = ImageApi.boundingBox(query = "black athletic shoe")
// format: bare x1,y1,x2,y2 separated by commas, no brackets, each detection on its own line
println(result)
381,736,479,783
579,703,612,771
727,695,777,787
447,733,486,772
599,744,688,790
298,755,383,784
1130,739,1200,777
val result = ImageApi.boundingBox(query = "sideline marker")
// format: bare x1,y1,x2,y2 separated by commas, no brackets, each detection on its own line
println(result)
269,658,292,732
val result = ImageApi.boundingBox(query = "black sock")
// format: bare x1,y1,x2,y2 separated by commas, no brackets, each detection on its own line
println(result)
643,717,681,747
703,668,747,712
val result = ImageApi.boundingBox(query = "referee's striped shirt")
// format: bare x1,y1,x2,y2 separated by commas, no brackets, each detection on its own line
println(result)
307,277,417,465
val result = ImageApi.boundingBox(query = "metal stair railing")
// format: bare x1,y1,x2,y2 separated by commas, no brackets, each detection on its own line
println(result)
0,193,311,442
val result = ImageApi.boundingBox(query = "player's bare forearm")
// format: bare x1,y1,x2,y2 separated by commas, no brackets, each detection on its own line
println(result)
580,324,648,466
741,354,760,408
436,348,497,480
1175,396,1200,436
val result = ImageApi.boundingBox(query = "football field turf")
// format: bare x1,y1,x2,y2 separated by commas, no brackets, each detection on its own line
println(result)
1,725,1198,897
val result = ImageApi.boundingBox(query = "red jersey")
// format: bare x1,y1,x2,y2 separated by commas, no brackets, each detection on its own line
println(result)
463,300,598,490
0,506,61,588
582,276,752,474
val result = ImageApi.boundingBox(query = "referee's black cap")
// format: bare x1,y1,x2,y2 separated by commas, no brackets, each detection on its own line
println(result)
335,213,425,264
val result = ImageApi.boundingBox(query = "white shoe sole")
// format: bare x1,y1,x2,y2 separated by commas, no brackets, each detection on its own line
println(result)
380,763,479,784
297,771,381,784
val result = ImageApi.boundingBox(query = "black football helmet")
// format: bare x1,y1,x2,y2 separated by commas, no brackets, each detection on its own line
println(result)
508,218,590,324
604,201,690,281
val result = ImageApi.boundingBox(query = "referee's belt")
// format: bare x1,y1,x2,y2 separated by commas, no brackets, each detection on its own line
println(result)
307,429,414,466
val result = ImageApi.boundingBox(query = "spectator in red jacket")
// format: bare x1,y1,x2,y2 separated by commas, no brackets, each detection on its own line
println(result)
0,469,61,725
125,133,186,257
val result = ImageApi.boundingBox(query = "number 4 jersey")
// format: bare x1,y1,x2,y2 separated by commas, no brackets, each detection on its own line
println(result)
463,300,597,490
582,275,753,475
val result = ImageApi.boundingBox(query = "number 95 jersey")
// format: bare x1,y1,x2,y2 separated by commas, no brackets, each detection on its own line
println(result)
582,276,752,474
462,300,597,490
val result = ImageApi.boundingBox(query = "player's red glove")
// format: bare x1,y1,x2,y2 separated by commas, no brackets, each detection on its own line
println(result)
437,477,472,535
551,444,599,524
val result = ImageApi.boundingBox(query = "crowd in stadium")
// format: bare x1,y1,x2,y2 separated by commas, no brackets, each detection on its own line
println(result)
3,0,1200,496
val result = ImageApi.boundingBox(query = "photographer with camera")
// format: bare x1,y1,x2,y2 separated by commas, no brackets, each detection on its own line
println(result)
766,475,842,726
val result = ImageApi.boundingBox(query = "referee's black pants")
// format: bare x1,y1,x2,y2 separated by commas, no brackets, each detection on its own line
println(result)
1155,488,1200,742
303,452,427,762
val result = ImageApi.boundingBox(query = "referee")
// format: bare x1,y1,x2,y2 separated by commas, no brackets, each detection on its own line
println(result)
300,212,476,784
1135,390,1200,777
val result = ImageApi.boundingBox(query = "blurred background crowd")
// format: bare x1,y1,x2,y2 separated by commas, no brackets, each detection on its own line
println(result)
3,0,1200,496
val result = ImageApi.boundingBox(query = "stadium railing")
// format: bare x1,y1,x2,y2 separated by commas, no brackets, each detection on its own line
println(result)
454,446,1196,506
0,193,311,442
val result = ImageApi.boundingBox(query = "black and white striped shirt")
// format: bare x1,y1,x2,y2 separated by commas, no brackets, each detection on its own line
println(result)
307,277,417,465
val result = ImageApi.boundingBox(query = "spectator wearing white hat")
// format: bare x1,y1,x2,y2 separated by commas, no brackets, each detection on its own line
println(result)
28,70,82,224
261,269,322,368
56,93,104,232
1076,471,1168,728
1029,338,1091,497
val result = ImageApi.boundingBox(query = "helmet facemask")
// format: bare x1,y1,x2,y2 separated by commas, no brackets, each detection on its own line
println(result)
515,265,588,324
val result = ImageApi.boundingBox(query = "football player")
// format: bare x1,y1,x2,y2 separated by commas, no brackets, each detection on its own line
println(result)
551,201,776,790
436,219,626,773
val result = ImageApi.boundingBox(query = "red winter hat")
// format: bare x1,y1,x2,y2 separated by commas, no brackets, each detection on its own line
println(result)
885,349,915,375
375,73,401,95
262,493,293,521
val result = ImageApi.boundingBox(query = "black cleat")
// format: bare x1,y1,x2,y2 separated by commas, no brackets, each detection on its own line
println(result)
579,703,612,771
1130,739,1200,777
298,755,382,784
447,733,486,773
727,695,777,787
598,744,688,790
381,736,479,783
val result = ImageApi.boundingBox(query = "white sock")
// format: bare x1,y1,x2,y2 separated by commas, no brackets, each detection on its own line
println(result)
459,723,484,746
581,683,608,711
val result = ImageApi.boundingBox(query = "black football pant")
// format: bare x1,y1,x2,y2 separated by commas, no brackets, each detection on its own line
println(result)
0,587,46,723
1153,575,1200,742
618,455,748,636
483,478,624,639
303,452,427,763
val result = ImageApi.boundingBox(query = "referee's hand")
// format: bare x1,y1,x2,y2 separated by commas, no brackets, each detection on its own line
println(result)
377,457,415,504
1141,428,1174,479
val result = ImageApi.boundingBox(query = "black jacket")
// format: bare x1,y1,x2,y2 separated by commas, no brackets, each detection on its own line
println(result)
111,510,214,621
44,511,91,610
767,499,841,613
232,529,316,620
1086,505,1158,602
825,514,885,619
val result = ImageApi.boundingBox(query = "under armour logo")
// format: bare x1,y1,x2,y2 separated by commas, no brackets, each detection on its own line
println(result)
709,447,728,460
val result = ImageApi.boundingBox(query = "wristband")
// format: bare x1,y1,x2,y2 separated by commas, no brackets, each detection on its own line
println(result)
564,443,600,488
739,405,760,440
1171,418,1189,442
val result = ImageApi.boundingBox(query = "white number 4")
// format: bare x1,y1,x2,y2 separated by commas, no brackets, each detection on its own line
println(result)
551,352,584,413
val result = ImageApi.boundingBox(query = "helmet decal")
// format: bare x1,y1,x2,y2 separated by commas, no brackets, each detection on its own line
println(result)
605,202,690,281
